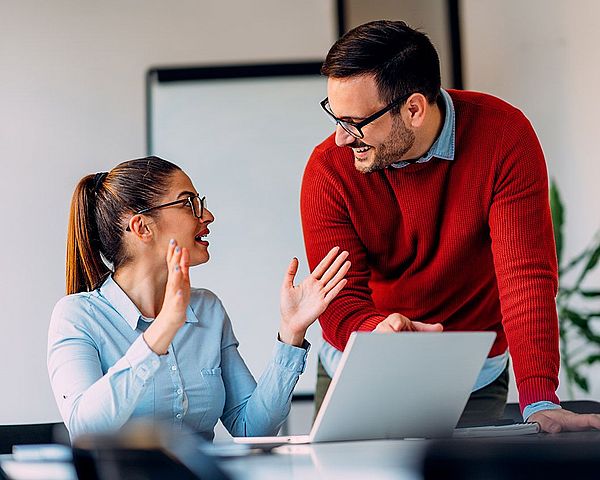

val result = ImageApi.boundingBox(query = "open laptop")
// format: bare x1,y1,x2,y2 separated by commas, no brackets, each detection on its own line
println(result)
234,331,495,445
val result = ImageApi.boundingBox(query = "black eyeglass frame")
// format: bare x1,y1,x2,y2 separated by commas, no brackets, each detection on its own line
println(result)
320,92,413,139
125,194,206,231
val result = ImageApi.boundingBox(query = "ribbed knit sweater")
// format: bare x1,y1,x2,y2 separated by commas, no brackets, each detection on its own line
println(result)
300,89,560,411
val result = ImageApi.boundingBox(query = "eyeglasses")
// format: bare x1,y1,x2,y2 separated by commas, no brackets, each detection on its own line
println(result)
125,194,207,231
320,92,412,139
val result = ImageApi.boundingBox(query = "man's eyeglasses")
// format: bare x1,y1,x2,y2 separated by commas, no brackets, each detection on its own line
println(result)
320,92,412,139
125,194,206,231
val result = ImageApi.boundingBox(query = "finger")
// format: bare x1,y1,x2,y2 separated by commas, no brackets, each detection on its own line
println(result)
168,247,183,285
311,246,340,279
374,322,393,333
180,247,190,284
588,414,600,430
324,278,347,304
282,257,299,290
565,412,600,431
324,260,351,293
386,313,410,332
412,321,444,332
320,251,350,285
537,416,562,434
168,262,183,292
166,239,176,264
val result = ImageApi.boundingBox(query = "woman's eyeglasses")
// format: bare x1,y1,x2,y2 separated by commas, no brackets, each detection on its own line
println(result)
125,194,207,231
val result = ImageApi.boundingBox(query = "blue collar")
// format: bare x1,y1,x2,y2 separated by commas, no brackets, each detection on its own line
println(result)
99,275,199,330
391,88,455,169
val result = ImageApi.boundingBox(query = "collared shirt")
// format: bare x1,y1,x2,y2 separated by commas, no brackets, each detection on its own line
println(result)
48,276,309,440
390,88,456,169
319,88,558,419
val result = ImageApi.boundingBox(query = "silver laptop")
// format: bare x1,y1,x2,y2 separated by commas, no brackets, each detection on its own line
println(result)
234,331,495,445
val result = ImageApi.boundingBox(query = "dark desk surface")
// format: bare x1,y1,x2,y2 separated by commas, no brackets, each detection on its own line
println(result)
2,431,600,480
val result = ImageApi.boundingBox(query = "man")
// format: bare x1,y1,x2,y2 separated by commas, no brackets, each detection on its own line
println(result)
300,20,600,433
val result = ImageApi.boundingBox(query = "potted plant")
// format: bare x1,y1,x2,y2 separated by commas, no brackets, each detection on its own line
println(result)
550,180,600,397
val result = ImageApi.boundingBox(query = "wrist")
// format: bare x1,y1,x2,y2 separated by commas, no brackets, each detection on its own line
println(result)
143,321,179,355
278,325,306,347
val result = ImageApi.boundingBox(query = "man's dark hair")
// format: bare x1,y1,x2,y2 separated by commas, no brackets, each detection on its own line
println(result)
322,20,441,108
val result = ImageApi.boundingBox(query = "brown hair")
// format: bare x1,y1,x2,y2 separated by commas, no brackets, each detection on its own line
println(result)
322,20,441,110
66,156,181,294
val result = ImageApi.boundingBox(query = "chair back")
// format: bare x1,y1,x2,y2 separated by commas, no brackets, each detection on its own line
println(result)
0,422,68,454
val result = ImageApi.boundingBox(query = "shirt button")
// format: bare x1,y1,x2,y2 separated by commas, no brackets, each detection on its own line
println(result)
171,365,178,371
176,413,182,419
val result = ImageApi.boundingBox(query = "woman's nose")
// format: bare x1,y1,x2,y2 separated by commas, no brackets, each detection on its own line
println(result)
201,208,214,223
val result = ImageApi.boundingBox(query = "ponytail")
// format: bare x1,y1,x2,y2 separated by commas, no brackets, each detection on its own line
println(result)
66,175,110,294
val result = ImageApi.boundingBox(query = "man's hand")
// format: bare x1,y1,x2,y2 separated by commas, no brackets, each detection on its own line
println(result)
374,313,443,333
529,408,600,433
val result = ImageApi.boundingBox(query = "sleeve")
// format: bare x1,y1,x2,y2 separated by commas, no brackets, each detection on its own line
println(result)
217,302,309,437
300,146,386,351
47,297,161,439
488,110,560,412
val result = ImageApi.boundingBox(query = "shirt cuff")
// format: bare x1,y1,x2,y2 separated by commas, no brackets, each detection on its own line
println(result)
272,337,311,374
522,401,562,421
123,335,162,383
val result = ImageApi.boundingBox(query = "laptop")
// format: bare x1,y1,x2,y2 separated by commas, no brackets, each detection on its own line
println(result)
234,331,496,445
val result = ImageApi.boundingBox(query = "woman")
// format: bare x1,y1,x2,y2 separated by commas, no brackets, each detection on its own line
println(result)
47,156,350,440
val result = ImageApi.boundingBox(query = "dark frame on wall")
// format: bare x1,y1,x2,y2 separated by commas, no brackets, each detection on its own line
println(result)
145,61,323,155
336,0,464,90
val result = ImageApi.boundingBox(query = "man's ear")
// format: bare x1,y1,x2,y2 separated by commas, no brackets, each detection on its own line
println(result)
404,93,428,128
128,215,153,242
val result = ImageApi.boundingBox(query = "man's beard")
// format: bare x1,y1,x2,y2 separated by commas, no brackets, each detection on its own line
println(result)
352,117,415,174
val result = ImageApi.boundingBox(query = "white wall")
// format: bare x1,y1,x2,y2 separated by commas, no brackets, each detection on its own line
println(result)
345,0,454,87
462,0,600,402
0,0,335,424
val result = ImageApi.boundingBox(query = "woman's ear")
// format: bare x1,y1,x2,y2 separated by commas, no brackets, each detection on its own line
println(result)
128,215,153,242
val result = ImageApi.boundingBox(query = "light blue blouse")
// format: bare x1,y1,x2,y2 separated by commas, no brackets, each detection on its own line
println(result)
47,276,309,440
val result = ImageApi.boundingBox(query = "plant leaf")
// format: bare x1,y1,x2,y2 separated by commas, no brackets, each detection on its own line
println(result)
584,354,600,365
572,370,589,392
561,309,590,330
577,243,600,285
560,248,591,275
549,180,564,268
580,290,600,297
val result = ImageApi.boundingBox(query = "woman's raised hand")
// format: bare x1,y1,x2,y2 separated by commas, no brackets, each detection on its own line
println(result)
159,239,191,326
279,246,350,346
144,239,190,355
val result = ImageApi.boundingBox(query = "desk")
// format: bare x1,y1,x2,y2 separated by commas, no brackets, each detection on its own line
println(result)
221,439,424,480
221,431,600,480
2,432,600,480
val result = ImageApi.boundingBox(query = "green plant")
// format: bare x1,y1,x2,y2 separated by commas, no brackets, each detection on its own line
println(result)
550,180,600,397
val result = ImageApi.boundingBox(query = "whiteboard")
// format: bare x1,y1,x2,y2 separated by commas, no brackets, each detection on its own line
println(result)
149,64,331,393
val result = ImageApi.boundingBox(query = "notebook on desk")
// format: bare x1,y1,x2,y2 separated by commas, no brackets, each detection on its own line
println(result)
234,331,496,446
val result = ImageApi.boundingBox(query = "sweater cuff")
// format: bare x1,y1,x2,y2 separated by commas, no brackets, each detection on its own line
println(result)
518,376,560,414
357,314,387,332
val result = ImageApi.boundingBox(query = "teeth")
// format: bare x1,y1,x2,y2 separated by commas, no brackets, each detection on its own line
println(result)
354,146,371,153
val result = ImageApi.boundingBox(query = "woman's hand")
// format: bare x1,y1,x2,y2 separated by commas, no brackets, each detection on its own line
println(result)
143,239,190,355
279,246,350,346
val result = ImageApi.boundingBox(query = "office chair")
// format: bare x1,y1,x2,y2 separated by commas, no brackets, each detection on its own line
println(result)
0,422,68,454
72,420,231,480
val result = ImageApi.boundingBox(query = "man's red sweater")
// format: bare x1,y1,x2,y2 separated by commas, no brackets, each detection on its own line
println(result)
300,89,560,412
